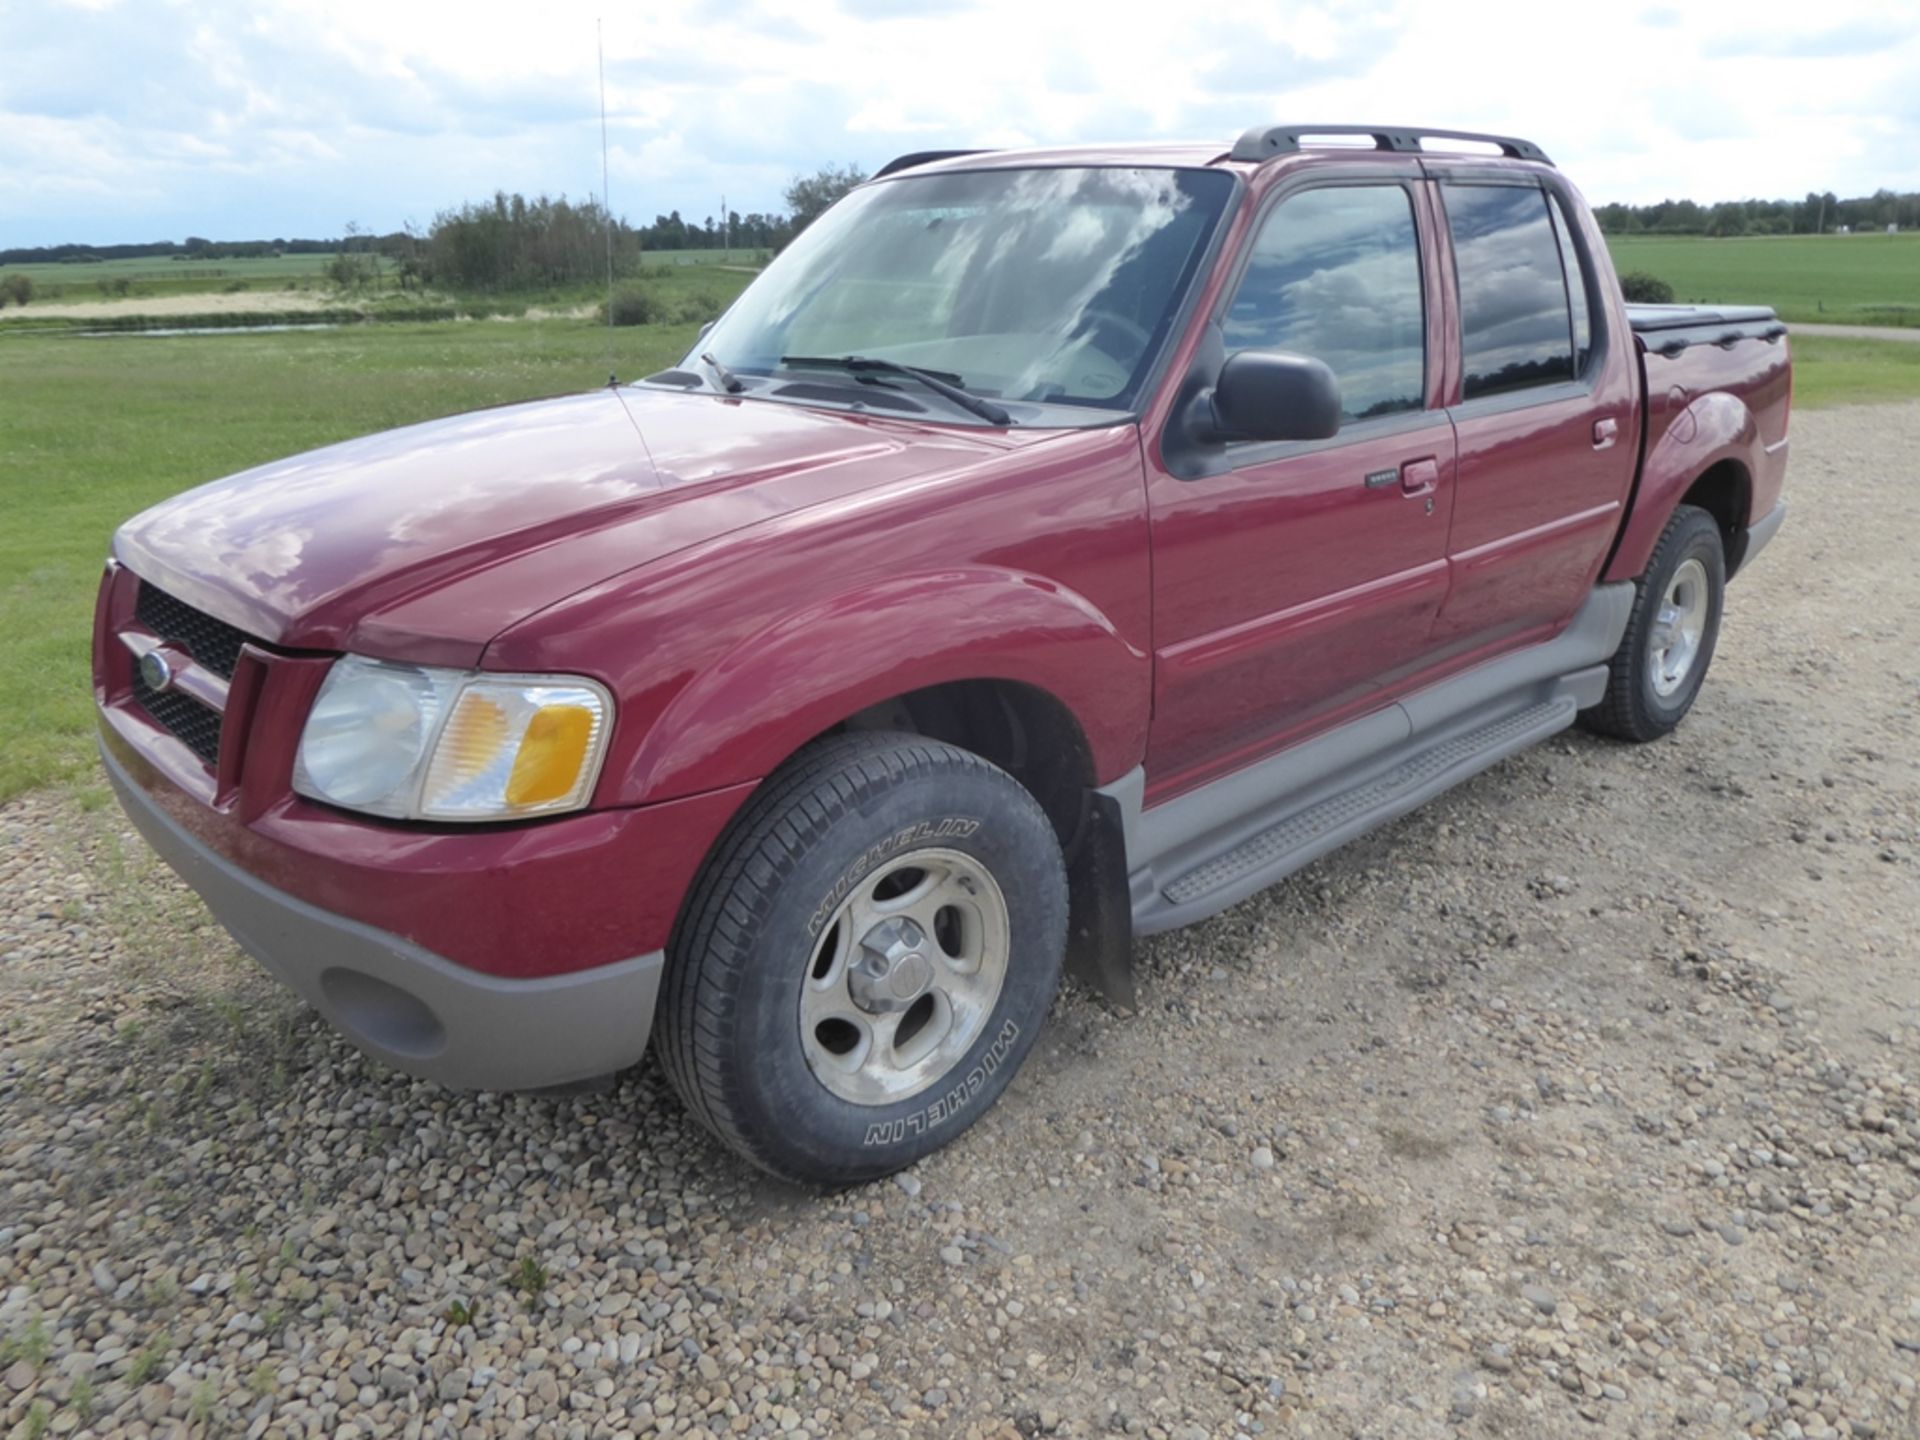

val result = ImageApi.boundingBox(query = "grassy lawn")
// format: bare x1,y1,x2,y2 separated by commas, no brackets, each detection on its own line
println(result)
1606,232,1920,327
2,317,1915,804
1787,335,1920,409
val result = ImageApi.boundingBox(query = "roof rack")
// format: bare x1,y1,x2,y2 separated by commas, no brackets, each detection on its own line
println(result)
874,149,992,179
1228,125,1551,166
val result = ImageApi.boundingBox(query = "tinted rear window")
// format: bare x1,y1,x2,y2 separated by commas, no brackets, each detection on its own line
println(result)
1444,184,1575,399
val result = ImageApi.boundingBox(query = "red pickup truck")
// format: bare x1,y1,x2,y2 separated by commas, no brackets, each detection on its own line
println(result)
95,125,1790,1184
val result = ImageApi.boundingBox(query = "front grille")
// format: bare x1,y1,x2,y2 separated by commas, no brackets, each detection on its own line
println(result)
135,582,249,680
132,669,223,766
128,581,267,770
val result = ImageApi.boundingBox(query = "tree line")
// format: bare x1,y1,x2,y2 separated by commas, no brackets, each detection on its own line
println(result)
1593,189,1920,237
2,165,870,275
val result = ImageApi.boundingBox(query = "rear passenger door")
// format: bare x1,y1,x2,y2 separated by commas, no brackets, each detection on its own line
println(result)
1427,171,1638,651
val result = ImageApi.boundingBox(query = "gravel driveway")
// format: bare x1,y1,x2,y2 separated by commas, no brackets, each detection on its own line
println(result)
4,404,1918,1440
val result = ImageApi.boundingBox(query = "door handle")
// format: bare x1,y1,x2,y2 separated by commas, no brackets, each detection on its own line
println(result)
1593,417,1619,450
1400,457,1440,496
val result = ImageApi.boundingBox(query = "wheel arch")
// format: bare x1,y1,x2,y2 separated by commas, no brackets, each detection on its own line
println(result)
614,565,1149,810
1680,460,1757,576
830,677,1096,847
1604,391,1760,583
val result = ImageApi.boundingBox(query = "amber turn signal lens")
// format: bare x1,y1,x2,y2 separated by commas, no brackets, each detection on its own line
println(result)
506,705,596,806
415,675,612,820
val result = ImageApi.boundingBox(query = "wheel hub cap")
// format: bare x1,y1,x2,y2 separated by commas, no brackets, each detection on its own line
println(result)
798,847,1012,1106
849,918,935,1012
1648,557,1711,698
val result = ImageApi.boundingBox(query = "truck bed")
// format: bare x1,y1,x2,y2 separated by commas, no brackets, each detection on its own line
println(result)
1621,300,1792,583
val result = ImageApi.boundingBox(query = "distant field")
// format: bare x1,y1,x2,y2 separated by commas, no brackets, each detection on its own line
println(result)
641,248,768,266
4,253,342,281
1605,232,1920,327
3,253,362,303
0,248,757,316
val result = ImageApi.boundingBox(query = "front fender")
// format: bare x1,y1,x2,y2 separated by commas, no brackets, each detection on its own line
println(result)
1604,390,1758,583
619,566,1151,803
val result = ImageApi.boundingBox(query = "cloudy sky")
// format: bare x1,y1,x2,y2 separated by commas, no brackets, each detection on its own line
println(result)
5,0,1917,247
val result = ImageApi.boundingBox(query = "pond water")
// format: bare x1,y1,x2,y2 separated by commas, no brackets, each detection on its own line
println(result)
64,322,344,339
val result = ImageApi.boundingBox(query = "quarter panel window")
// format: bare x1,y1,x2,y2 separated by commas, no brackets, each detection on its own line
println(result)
1444,184,1576,399
1224,185,1425,422
1548,192,1593,375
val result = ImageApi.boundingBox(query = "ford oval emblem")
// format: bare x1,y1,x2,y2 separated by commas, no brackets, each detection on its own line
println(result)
138,649,174,693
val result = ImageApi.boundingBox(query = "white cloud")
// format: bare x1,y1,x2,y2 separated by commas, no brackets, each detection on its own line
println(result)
1,0,1915,246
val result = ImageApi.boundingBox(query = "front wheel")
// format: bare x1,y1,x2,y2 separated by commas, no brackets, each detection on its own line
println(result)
656,731,1067,1185
1581,504,1726,742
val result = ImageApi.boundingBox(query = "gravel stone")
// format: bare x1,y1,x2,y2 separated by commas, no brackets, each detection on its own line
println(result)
1522,1283,1559,1315
2,406,1917,1437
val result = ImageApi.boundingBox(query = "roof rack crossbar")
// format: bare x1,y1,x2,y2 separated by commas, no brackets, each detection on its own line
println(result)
874,149,992,179
1229,124,1551,166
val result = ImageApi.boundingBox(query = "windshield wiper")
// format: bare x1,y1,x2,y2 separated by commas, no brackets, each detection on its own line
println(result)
779,354,1011,426
699,351,745,394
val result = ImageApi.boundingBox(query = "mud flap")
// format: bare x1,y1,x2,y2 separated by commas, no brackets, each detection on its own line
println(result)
1063,788,1137,1011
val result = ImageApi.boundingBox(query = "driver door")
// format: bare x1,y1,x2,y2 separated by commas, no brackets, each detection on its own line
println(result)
1143,172,1458,799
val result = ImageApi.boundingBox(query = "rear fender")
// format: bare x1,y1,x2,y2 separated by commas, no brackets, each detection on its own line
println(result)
618,567,1150,803
1604,391,1757,582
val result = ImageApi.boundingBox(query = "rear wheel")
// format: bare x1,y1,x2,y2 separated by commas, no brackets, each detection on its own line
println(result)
1581,504,1726,742
656,731,1067,1185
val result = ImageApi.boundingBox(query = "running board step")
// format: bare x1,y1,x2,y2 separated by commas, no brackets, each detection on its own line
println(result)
1155,697,1576,914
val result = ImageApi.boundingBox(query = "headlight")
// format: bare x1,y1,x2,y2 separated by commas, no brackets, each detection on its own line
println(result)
292,657,613,822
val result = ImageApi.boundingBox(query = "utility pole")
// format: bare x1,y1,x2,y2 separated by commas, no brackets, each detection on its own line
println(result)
722,194,730,262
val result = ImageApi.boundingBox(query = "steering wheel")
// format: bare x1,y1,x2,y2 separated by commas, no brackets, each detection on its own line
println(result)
1076,307,1152,356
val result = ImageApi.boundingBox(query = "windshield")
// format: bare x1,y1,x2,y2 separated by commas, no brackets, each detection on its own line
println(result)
687,166,1235,416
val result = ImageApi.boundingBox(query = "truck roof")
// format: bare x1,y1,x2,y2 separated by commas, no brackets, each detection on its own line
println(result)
876,126,1552,181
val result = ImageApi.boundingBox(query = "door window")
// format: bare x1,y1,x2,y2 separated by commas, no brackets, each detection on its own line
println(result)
1224,185,1426,422
1443,184,1577,399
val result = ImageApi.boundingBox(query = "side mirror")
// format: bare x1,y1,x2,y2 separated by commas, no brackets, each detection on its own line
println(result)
1190,350,1342,444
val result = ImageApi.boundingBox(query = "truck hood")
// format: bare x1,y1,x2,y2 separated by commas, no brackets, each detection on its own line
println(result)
114,386,1044,668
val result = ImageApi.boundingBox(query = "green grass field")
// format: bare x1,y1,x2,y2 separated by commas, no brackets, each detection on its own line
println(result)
5,253,345,283
1786,335,1920,408
4,253,361,304
1605,232,1920,326
0,314,1914,803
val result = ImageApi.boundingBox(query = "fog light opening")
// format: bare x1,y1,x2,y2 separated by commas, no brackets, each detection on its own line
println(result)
319,967,447,1059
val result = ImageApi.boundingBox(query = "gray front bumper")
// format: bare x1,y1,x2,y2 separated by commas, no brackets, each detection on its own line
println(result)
103,742,663,1091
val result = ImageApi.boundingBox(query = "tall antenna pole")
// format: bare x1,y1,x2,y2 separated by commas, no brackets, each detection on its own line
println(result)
598,18,616,386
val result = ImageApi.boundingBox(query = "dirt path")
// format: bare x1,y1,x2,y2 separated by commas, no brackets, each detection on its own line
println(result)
2,404,1917,1439
0,290,348,321
1790,322,1920,343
